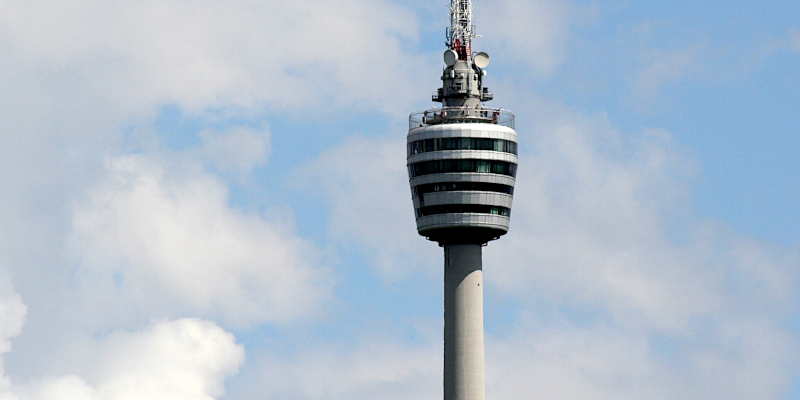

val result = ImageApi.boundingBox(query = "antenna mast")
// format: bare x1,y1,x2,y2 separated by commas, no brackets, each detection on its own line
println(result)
447,0,476,60
435,0,491,107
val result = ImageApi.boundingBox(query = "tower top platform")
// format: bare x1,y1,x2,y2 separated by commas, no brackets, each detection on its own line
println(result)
409,107,515,131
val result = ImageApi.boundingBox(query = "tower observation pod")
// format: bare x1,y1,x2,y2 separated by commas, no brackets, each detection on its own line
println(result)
406,1,517,400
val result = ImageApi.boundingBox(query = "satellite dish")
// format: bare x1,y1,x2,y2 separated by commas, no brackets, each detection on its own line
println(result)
444,50,458,67
474,52,491,69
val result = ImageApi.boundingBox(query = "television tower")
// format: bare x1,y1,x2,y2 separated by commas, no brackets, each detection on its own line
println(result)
407,1,517,399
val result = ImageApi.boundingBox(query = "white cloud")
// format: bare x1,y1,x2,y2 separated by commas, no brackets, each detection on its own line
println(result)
299,136,439,277
632,45,702,101
480,0,573,75
0,278,26,400
488,317,796,399
12,319,244,400
300,102,798,396
69,153,331,327
0,0,431,324
0,124,329,379
0,0,408,386
195,126,271,178
22,377,95,400
0,284,25,357
0,0,428,116
0,0,432,252
488,112,797,334
229,340,441,400
1,237,244,400
230,306,796,399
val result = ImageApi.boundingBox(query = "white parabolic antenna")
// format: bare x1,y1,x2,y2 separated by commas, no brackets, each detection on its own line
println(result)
474,52,490,68
444,49,458,67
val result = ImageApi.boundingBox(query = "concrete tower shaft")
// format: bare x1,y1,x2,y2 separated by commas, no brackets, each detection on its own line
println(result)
444,244,485,400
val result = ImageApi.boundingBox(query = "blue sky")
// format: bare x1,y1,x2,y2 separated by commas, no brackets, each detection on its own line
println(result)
0,1,798,399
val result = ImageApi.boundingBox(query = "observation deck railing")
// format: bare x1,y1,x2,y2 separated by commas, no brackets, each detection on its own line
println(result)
409,107,515,130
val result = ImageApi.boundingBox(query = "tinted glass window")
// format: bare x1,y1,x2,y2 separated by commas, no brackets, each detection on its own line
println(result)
417,204,511,217
408,138,517,156
408,160,517,178
415,182,514,196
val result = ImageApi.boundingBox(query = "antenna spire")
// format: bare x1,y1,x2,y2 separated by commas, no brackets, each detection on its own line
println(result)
447,0,476,60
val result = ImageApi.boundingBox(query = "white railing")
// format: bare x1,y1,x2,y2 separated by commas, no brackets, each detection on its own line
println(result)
409,107,515,130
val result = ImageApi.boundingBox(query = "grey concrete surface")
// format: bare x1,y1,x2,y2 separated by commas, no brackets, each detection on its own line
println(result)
444,244,485,400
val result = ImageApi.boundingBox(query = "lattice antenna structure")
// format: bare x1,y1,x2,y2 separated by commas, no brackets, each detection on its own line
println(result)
446,0,477,60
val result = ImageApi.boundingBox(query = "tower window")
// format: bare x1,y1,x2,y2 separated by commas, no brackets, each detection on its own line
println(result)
415,182,514,196
408,159,517,178
416,204,511,217
407,138,517,156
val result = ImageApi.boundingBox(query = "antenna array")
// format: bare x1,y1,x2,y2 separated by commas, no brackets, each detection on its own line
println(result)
446,0,476,60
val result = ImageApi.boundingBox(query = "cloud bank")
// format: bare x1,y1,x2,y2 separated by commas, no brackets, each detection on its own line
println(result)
69,152,330,327
0,0,427,115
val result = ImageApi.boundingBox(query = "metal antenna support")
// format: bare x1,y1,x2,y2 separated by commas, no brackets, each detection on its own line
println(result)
447,0,476,60
436,0,492,108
